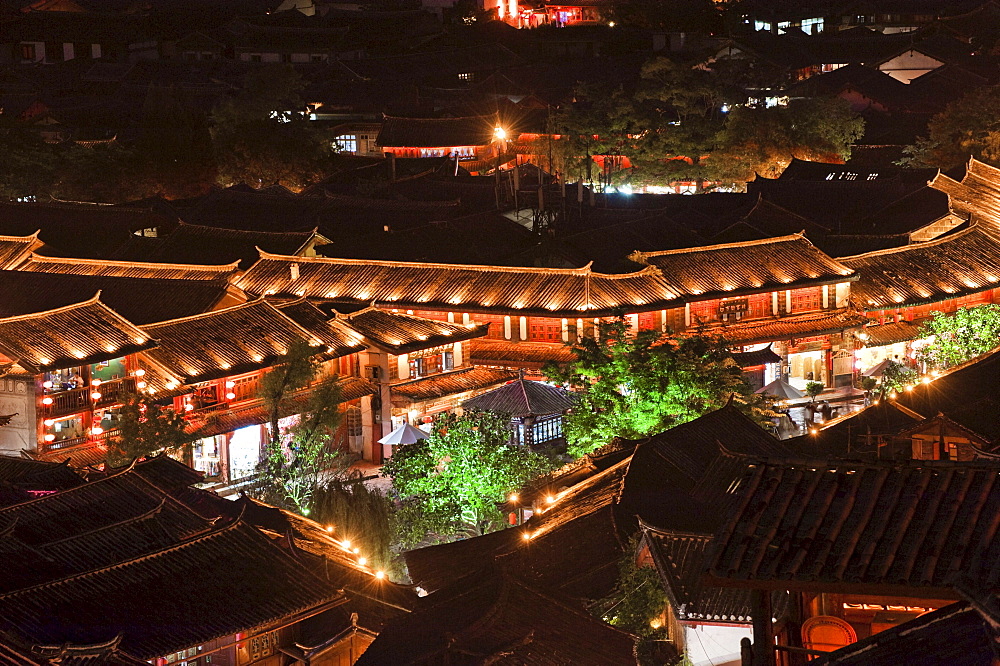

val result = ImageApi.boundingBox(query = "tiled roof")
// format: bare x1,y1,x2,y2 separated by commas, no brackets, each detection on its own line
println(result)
862,320,923,346
0,201,173,259
462,377,575,417
0,456,82,494
236,252,682,317
642,523,788,623
270,299,369,355
0,294,156,373
110,223,318,269
840,224,1000,309
0,270,231,326
141,299,351,385
376,115,497,148
390,367,517,404
812,601,996,666
468,339,576,369
708,309,867,345
18,253,240,281
0,468,212,594
340,307,488,354
0,518,345,661
930,158,1000,221
631,234,856,299
355,569,637,666
0,232,42,269
705,459,1000,596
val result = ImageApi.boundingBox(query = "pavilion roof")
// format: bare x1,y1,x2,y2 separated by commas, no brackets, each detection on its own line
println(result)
462,377,575,418
0,231,42,270
705,458,1000,597
109,222,319,269
467,339,576,369
840,224,1000,309
0,466,213,594
631,233,856,299
0,294,156,374
18,252,240,281
930,157,1000,221
706,309,867,345
236,251,682,317
140,298,360,385
338,306,488,354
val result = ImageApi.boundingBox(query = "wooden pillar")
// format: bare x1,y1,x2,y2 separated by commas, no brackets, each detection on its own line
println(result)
751,590,775,666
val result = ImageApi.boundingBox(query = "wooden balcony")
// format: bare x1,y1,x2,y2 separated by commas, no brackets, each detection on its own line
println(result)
95,377,137,407
47,387,89,417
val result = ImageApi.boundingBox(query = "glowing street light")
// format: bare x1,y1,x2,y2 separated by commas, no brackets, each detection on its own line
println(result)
493,126,507,142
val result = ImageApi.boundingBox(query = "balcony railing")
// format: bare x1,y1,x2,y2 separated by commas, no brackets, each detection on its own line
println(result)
47,387,89,417
96,377,137,407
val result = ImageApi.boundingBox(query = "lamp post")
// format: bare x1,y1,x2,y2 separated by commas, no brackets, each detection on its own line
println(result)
494,125,507,209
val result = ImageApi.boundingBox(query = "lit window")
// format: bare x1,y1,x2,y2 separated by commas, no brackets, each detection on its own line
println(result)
458,72,474,81
334,135,358,153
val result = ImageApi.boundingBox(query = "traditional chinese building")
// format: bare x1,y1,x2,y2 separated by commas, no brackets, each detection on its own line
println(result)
705,457,1000,664
236,234,863,391
0,454,415,665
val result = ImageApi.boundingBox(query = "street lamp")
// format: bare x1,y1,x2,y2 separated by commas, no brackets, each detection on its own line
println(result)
493,126,507,141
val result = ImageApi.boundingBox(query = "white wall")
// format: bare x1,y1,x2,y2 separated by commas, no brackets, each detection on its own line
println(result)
684,623,752,666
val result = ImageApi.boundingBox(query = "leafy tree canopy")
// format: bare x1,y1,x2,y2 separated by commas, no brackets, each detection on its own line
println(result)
545,319,771,458
902,85,1000,169
711,97,865,181
917,304,1000,370
248,339,348,514
211,65,340,190
381,411,556,538
547,56,864,189
105,393,198,467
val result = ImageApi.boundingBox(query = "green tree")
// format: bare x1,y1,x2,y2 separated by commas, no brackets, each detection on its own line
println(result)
381,411,555,538
917,304,1000,370
629,57,731,189
249,339,347,514
0,125,58,201
546,319,771,458
878,359,919,397
805,380,824,402
105,393,198,467
711,97,865,182
133,86,216,199
311,475,398,576
211,65,338,190
902,85,1000,169
591,535,672,666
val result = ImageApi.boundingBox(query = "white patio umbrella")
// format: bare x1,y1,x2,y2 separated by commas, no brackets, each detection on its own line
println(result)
378,422,430,446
